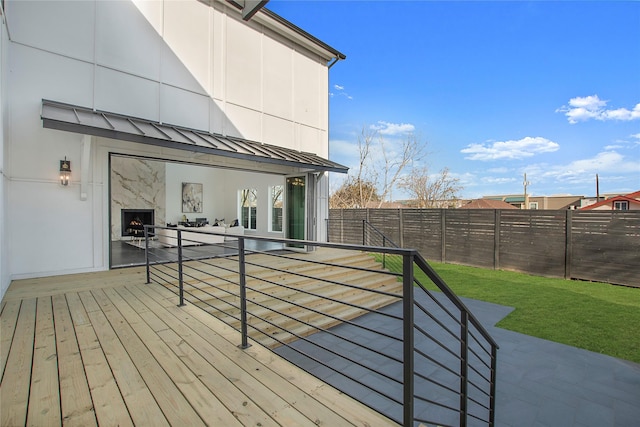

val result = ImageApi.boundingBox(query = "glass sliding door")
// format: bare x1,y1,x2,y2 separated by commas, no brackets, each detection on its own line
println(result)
285,176,306,248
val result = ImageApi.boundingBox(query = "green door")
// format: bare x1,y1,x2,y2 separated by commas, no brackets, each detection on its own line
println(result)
285,176,306,248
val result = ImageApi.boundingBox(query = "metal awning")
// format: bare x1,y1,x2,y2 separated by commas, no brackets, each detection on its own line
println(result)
41,99,348,173
504,196,525,203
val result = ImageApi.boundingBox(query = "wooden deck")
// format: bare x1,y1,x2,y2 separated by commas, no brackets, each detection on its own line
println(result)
1,267,399,426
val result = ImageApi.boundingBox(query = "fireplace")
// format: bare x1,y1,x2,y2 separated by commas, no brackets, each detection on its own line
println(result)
121,209,154,237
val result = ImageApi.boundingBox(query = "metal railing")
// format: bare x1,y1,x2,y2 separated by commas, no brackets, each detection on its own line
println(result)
145,225,498,426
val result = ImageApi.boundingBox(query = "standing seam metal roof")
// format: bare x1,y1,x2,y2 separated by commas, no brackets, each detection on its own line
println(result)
41,99,348,174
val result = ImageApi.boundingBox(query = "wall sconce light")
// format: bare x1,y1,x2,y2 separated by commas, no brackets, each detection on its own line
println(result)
60,156,71,186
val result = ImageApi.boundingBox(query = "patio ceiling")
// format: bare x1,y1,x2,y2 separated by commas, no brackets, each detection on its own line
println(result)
41,99,348,174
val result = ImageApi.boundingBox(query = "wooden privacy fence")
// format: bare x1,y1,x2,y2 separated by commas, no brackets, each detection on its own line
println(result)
328,209,640,288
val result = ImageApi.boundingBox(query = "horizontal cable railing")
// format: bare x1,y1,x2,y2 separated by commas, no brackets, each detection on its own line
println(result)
145,225,497,426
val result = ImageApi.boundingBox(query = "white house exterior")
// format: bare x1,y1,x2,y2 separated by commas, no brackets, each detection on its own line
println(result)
0,0,346,301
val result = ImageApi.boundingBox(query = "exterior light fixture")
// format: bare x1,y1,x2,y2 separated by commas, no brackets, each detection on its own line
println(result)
60,156,71,186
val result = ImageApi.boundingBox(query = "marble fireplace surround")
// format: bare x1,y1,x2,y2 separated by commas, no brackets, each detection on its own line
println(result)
111,156,166,241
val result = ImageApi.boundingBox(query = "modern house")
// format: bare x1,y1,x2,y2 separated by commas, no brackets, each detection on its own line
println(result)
0,0,348,301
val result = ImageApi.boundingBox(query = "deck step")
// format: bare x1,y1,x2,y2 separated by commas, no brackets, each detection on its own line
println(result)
160,248,402,349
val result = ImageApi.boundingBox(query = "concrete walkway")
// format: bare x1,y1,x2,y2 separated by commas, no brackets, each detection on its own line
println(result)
276,294,640,426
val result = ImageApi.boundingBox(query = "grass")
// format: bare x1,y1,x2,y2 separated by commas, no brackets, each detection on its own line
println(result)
379,255,640,364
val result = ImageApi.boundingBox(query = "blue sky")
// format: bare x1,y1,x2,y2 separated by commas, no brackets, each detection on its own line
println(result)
268,1,640,200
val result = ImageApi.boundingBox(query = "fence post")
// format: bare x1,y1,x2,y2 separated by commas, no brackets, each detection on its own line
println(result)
402,251,415,427
399,208,404,247
238,238,251,349
565,210,573,280
440,209,447,263
362,219,366,246
494,210,501,270
177,231,185,307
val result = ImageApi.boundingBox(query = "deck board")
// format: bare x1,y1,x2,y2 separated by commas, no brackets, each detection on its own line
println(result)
67,291,134,427
1,266,400,427
28,297,61,425
51,293,97,427
0,298,21,381
83,290,169,426
1,298,36,427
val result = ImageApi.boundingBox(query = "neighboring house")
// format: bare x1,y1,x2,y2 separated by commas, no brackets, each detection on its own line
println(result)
580,191,640,211
529,195,583,210
0,0,346,300
483,194,584,210
460,199,517,209
483,194,527,209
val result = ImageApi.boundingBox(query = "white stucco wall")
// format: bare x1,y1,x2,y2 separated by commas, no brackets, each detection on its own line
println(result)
1,0,335,298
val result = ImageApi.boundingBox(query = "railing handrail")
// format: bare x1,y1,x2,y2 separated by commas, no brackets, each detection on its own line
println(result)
145,224,498,426
151,225,414,255
363,219,401,248
330,220,497,348
413,253,499,349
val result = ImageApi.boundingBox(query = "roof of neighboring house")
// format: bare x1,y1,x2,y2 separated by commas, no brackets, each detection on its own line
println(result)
580,191,640,210
625,190,640,199
363,201,405,209
460,199,518,209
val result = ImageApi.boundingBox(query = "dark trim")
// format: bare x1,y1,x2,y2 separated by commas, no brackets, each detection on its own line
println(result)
225,0,346,61
261,8,346,61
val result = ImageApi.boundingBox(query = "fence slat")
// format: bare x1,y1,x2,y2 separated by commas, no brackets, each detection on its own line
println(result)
328,209,640,287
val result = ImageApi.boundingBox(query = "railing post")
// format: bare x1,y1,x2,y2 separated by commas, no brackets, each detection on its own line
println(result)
177,231,185,307
325,219,329,242
144,226,151,284
238,238,251,349
489,344,498,426
402,252,414,427
460,310,469,426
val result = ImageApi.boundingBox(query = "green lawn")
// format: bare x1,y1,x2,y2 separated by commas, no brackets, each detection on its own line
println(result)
380,255,640,364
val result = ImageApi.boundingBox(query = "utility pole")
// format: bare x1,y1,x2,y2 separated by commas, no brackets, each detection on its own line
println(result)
523,173,530,210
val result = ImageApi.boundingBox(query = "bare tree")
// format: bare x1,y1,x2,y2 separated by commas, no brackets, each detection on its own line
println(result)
329,178,380,208
333,126,424,208
399,167,462,208
377,132,422,206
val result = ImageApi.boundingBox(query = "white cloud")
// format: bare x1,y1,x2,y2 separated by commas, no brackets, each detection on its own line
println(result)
488,167,510,173
529,150,639,185
370,121,415,136
483,177,517,184
631,133,640,143
556,95,640,124
329,139,360,166
461,136,559,161
331,84,353,100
